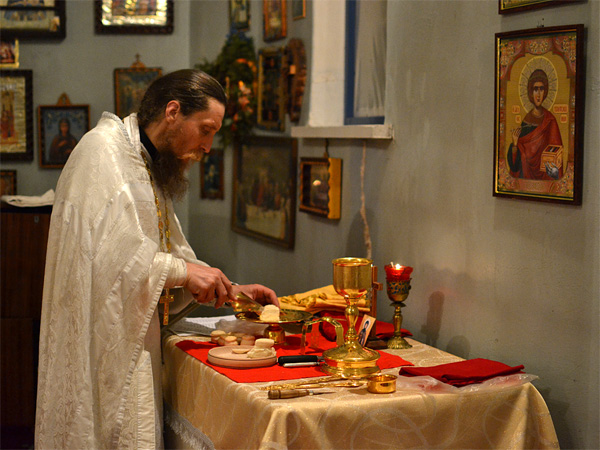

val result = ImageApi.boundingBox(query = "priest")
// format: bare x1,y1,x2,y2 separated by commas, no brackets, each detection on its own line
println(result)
35,69,279,449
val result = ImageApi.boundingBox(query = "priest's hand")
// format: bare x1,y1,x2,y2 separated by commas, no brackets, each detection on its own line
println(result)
184,263,236,308
232,284,280,308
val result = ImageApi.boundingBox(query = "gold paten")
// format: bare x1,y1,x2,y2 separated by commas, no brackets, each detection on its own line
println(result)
320,258,381,377
386,279,412,349
236,309,312,344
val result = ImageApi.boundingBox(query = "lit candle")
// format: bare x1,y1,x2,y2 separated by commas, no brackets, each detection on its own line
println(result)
384,263,413,281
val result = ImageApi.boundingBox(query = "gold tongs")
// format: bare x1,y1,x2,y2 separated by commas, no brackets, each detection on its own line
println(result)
228,291,264,313
259,375,369,391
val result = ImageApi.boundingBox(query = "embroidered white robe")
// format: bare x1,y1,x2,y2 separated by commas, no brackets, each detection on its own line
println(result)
35,112,203,449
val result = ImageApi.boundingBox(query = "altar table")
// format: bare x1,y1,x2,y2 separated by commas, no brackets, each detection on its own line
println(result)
162,335,558,450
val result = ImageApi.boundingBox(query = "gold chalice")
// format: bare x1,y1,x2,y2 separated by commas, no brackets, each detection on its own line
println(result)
385,266,412,349
321,257,380,377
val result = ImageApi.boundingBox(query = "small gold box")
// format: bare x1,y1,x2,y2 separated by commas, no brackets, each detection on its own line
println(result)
540,145,563,170
367,374,397,394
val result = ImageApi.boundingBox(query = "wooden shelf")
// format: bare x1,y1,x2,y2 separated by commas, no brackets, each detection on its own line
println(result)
291,124,393,140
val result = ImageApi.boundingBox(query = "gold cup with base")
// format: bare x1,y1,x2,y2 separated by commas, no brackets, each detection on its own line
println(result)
320,257,381,377
384,263,413,349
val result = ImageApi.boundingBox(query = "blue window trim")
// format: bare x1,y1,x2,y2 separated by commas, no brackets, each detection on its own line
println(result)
344,0,384,125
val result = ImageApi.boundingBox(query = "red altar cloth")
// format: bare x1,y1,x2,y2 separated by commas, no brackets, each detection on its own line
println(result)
175,330,413,383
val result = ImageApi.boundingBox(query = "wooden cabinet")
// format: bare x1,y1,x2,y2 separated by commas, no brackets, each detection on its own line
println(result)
1,204,51,449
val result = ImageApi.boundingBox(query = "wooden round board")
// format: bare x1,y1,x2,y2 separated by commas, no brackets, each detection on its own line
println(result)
207,345,277,368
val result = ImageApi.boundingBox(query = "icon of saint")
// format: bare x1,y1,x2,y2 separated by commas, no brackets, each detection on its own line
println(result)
49,118,78,163
507,69,563,180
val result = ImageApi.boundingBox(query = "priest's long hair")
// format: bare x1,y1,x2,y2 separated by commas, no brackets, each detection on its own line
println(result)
137,69,227,127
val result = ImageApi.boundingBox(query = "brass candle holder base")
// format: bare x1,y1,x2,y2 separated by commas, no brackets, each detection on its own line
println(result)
386,278,412,349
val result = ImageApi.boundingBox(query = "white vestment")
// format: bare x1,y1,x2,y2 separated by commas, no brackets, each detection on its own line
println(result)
35,112,203,449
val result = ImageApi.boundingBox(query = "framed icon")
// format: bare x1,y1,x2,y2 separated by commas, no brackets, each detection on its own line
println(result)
230,0,250,31
1,69,33,162
284,38,306,123
291,0,306,20
0,170,16,195
38,103,90,168
232,136,297,249
95,0,173,34
114,65,162,118
499,0,582,14
493,24,584,205
299,157,342,219
0,0,65,40
0,38,19,68
257,47,285,131
200,148,224,200
263,0,286,42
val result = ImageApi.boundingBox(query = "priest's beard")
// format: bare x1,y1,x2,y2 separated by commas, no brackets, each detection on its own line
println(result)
153,147,190,202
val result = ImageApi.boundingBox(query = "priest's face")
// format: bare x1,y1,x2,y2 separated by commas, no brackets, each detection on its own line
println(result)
167,98,225,164
154,99,225,200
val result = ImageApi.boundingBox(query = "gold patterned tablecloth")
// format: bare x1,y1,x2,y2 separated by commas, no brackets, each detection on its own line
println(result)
162,335,559,450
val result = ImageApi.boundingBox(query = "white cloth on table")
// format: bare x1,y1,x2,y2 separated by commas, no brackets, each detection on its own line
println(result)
1,189,54,206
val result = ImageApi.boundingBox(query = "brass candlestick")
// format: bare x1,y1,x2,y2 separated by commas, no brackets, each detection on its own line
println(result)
386,278,412,349
321,257,381,377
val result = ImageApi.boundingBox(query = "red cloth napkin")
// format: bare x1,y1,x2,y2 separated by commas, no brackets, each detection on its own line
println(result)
374,321,412,340
175,333,413,383
399,358,525,387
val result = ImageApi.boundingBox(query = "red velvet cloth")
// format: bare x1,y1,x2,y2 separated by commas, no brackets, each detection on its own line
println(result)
175,332,413,383
399,358,525,387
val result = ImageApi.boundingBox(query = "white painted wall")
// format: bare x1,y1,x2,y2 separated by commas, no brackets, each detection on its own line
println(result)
188,1,599,449
4,0,598,448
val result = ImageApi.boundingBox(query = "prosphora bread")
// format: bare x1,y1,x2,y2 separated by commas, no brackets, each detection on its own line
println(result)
232,347,250,354
222,335,238,346
247,338,276,359
211,330,227,343
259,304,281,322
254,338,275,348
240,335,256,346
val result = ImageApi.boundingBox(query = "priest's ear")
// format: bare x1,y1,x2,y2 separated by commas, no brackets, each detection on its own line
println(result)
164,100,182,123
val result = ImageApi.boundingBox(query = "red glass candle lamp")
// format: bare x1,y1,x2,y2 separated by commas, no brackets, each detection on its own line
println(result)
384,263,413,349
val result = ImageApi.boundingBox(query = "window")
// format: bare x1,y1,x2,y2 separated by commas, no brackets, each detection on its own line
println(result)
345,0,387,125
